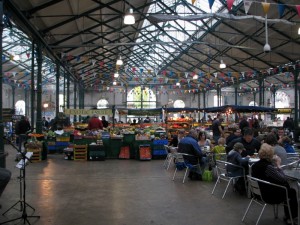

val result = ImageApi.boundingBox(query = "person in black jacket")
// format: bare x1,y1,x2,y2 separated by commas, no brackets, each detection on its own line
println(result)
101,116,109,128
225,128,261,157
169,129,185,147
252,143,298,224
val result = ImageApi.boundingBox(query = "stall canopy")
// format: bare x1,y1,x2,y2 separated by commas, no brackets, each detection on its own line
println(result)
204,105,276,113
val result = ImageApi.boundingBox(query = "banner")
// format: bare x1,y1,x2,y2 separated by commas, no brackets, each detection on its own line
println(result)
64,108,112,115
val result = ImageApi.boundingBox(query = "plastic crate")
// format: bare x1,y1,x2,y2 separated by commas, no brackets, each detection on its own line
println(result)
56,141,70,147
152,150,167,156
153,139,168,145
139,145,151,160
56,137,70,142
74,145,87,161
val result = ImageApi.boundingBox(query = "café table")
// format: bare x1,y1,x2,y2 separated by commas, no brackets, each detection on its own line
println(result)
285,169,300,225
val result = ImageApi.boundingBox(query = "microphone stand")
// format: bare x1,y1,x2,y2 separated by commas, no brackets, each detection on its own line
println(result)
1,135,40,225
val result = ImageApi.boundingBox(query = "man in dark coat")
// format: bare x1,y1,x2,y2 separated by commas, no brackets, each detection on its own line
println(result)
226,128,261,157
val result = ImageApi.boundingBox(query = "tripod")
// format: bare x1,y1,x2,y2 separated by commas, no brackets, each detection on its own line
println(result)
1,135,40,225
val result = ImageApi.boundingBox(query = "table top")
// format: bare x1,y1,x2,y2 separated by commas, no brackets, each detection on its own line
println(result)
285,169,300,180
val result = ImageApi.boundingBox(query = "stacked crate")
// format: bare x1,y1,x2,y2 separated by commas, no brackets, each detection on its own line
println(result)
26,148,42,162
88,144,105,161
47,137,56,153
73,145,87,160
152,139,168,159
56,134,70,153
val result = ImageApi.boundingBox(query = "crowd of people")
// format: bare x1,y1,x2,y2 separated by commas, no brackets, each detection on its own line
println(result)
167,114,298,224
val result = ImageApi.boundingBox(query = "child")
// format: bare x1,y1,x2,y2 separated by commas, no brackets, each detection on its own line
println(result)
281,136,295,153
212,137,226,160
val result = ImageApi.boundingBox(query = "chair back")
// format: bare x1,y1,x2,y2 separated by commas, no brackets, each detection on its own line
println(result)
215,160,245,177
247,175,262,197
164,145,170,154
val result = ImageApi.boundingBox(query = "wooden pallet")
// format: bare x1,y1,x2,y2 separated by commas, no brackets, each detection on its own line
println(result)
74,145,87,161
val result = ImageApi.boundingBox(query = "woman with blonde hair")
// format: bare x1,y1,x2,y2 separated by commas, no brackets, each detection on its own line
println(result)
251,143,298,224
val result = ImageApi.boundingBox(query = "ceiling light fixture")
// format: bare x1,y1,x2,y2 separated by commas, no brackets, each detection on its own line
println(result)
124,8,135,25
116,56,123,66
176,82,180,86
113,81,117,85
114,72,119,78
298,27,300,35
193,74,198,80
219,59,226,69
13,54,20,60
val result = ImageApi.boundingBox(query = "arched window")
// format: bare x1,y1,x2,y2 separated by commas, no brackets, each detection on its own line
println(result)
275,91,290,108
127,86,156,109
173,100,185,108
249,101,258,106
214,95,223,107
97,99,109,108
15,100,25,115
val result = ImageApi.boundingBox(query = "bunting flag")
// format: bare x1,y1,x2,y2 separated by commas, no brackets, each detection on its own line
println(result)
277,4,285,17
208,0,215,9
26,53,30,59
296,5,300,17
192,0,196,5
262,2,270,15
227,0,235,11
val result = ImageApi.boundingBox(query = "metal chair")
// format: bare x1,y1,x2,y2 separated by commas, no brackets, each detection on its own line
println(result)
163,145,178,170
281,157,300,170
242,175,294,225
211,160,246,199
172,152,201,183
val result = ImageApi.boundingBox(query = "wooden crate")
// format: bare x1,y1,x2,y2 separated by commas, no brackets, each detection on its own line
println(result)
74,145,87,161
26,148,42,162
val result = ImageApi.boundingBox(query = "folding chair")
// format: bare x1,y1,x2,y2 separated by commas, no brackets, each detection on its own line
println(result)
211,160,246,199
242,175,294,225
172,152,201,183
163,145,177,170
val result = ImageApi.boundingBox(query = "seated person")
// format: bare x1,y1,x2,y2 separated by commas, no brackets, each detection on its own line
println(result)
264,133,288,165
212,137,226,160
227,142,249,177
251,143,298,224
281,136,295,153
226,128,261,157
169,129,185,147
178,129,206,179
226,128,241,145
198,131,212,152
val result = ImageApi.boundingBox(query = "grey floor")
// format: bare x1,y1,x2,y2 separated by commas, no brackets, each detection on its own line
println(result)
0,144,288,225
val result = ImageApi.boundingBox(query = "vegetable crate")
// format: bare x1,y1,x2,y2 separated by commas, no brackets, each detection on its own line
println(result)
73,145,87,161
26,148,42,162
139,145,151,161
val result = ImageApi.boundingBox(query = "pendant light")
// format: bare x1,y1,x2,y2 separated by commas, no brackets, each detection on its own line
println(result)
124,8,135,25
116,56,123,66
219,59,226,69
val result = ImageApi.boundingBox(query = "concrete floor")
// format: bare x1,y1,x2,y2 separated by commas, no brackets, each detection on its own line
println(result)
0,145,288,225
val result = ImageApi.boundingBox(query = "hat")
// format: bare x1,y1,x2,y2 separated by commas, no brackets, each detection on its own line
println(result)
233,142,245,151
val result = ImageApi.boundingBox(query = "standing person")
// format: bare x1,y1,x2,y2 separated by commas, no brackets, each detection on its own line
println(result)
15,115,31,150
251,143,298,224
87,114,103,130
212,114,224,144
239,115,249,134
101,116,109,128
42,117,49,130
178,129,206,180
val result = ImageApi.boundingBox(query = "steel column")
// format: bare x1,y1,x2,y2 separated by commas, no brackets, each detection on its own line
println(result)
30,41,35,127
36,43,43,134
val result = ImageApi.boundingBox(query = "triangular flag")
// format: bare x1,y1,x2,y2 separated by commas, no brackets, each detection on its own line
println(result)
262,2,270,15
208,0,215,9
227,0,234,11
296,5,300,17
192,0,196,5
278,4,285,17
244,0,252,15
